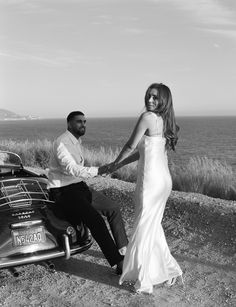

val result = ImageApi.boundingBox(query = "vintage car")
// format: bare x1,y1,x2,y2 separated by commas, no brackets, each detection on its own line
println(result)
0,151,93,275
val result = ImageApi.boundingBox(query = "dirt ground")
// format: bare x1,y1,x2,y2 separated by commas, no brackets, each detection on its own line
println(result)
0,178,235,307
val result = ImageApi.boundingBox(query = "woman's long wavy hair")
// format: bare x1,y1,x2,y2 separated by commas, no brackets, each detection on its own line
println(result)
145,83,179,151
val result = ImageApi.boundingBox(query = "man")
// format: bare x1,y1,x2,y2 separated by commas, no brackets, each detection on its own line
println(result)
47,111,128,274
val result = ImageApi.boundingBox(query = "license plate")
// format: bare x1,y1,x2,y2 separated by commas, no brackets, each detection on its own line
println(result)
12,227,46,247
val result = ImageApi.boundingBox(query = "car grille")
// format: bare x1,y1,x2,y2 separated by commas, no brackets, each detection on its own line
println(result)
0,179,51,208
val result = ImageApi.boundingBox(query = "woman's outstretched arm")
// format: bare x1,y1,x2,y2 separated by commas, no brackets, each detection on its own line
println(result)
110,150,139,172
113,113,149,164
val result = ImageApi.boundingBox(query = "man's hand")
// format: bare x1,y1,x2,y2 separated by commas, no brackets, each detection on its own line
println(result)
98,164,110,176
98,162,121,176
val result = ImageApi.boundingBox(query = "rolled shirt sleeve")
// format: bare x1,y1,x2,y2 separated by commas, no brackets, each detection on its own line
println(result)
56,141,98,179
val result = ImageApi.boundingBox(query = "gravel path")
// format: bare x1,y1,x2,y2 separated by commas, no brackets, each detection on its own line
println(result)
0,177,235,307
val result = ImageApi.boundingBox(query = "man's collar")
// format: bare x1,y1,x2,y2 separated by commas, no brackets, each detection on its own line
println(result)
66,130,82,145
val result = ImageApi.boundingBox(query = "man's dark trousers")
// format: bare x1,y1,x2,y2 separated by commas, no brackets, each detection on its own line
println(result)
50,181,123,267
90,188,128,250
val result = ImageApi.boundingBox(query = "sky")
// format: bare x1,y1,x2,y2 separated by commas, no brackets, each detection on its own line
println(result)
0,0,236,118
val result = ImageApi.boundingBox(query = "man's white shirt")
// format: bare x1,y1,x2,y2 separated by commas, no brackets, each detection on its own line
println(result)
47,130,98,189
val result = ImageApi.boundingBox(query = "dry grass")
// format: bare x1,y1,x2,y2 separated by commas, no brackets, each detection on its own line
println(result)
0,139,51,168
0,139,235,200
170,156,236,200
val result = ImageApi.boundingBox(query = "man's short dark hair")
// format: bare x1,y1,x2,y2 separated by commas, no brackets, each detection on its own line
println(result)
67,111,85,122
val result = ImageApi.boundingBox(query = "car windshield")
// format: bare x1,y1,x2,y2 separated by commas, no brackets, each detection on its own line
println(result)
0,151,22,168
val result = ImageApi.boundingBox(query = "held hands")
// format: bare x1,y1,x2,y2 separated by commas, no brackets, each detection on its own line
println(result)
98,164,110,176
98,162,120,176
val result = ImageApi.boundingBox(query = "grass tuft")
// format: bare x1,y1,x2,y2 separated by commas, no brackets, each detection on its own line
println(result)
0,139,52,168
171,156,236,200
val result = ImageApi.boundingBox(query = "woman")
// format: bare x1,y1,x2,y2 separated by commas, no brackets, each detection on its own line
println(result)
108,83,183,294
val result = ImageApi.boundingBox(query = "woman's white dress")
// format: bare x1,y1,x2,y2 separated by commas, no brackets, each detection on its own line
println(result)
119,131,182,294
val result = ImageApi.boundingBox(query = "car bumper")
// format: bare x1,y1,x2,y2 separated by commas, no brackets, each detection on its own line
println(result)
0,235,93,269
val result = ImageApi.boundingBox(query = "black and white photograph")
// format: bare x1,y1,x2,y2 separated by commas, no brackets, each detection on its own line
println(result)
0,0,235,306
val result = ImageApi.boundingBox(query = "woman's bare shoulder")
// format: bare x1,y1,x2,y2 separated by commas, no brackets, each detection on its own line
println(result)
140,111,162,120
139,111,154,119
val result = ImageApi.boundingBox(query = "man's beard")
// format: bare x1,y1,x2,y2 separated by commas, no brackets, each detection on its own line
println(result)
78,128,86,136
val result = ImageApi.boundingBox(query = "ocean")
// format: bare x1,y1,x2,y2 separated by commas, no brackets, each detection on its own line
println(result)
0,116,235,170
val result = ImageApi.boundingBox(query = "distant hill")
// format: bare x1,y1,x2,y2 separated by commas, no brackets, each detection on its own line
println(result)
0,109,22,120
0,109,39,120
